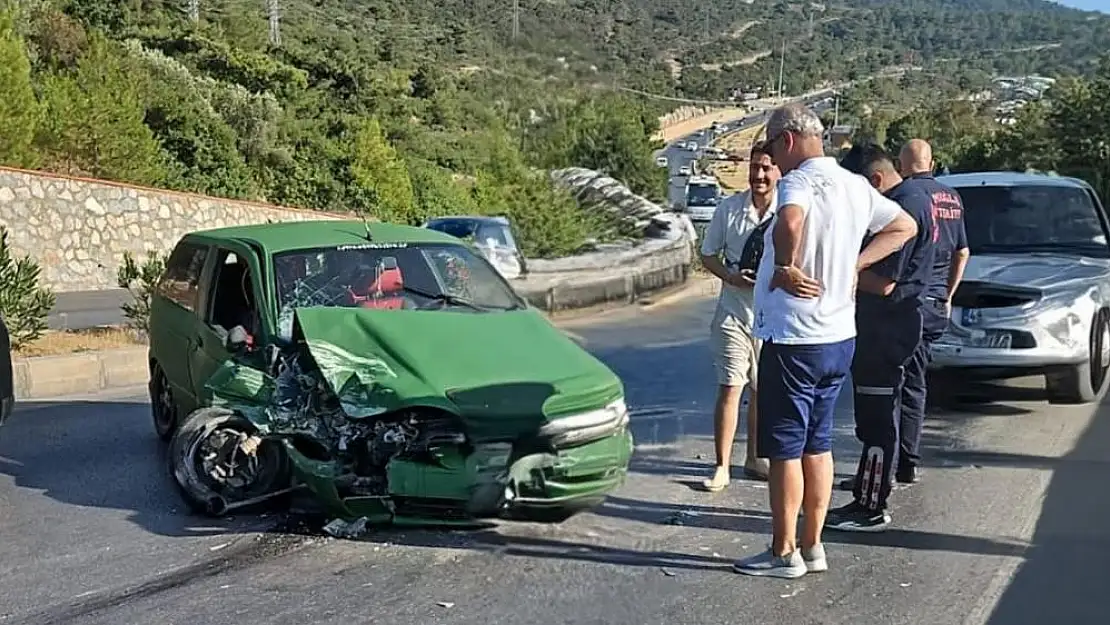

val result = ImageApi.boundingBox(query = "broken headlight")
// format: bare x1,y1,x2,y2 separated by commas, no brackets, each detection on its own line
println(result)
537,397,629,447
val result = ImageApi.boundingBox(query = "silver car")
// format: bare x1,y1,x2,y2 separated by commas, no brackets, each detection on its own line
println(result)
929,172,1110,404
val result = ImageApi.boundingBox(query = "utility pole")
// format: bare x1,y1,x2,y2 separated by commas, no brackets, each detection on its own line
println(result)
808,10,814,38
267,0,281,47
833,90,840,127
187,0,199,23
777,39,785,102
511,0,520,40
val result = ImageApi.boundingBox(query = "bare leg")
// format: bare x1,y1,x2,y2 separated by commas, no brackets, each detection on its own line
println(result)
744,386,769,478
769,458,804,556
800,451,834,548
704,384,741,491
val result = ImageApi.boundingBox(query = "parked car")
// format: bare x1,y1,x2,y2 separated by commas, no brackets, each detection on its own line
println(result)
929,172,1110,404
422,215,527,280
0,315,12,429
149,220,633,524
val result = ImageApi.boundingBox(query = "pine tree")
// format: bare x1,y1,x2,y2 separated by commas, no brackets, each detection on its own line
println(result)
0,10,40,168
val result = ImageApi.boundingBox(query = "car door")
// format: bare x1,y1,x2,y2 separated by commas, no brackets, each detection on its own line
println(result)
188,243,265,404
149,239,212,416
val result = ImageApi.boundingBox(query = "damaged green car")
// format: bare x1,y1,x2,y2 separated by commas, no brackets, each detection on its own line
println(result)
148,220,633,524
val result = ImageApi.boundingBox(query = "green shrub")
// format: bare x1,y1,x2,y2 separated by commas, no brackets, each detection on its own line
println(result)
0,226,56,350
116,250,167,333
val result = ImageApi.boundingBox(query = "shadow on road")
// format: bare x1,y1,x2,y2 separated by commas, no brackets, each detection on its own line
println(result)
982,398,1110,625
0,398,267,538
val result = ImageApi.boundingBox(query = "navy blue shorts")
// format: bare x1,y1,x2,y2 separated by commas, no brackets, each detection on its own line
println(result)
756,337,855,460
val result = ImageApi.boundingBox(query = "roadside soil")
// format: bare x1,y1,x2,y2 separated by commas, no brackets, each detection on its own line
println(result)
14,326,145,358
706,122,767,192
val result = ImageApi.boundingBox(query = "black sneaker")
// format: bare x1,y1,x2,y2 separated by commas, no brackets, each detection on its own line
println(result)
896,465,918,484
824,501,892,532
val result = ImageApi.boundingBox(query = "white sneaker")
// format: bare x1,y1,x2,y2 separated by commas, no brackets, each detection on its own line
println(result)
801,544,827,573
732,547,807,579
701,466,730,492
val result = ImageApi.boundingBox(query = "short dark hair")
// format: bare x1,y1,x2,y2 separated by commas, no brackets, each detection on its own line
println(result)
840,142,895,177
750,139,773,160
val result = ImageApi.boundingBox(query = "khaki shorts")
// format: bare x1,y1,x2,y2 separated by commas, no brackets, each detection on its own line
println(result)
710,309,761,388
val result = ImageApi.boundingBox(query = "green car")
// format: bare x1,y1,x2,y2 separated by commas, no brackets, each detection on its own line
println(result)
148,220,633,525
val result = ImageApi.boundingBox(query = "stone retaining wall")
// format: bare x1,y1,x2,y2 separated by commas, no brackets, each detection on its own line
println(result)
0,167,344,293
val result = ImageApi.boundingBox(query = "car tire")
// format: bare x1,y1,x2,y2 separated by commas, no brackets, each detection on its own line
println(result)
1047,308,1110,405
150,363,178,441
168,406,292,517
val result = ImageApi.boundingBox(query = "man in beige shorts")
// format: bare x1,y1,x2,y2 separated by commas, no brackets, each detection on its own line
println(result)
699,139,781,491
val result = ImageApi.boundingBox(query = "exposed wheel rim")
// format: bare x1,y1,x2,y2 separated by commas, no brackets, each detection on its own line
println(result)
153,370,176,433
185,422,285,503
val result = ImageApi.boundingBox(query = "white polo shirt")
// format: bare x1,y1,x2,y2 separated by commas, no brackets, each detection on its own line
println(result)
700,188,777,329
752,156,905,345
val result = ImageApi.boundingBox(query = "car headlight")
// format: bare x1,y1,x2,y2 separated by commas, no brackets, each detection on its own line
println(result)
537,397,629,446
1039,309,1084,348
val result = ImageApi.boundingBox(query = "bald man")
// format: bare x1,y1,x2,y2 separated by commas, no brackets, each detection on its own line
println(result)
895,139,969,484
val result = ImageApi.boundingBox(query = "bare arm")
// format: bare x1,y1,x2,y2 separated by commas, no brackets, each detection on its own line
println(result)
772,204,806,267
947,247,970,300
856,270,895,296
701,254,750,288
857,210,918,272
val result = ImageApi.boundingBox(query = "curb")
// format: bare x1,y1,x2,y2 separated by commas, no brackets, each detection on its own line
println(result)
517,261,691,313
12,346,148,401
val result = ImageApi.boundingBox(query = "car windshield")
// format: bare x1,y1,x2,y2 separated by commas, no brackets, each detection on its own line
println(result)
273,242,524,324
426,220,478,240
956,184,1110,257
687,184,719,206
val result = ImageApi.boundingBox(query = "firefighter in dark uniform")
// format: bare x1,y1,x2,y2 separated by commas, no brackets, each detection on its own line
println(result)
895,139,969,484
824,143,936,532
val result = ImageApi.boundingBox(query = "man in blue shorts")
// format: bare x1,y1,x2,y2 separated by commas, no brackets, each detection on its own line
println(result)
732,104,918,579
826,143,936,532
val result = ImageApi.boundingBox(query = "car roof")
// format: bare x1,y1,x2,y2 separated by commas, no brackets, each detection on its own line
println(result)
426,215,510,225
937,171,1092,189
185,219,461,253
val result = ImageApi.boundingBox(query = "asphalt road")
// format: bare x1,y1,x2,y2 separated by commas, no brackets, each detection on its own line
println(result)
2,295,1106,624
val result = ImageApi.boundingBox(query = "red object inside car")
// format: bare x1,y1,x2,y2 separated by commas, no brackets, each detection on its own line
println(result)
350,266,406,309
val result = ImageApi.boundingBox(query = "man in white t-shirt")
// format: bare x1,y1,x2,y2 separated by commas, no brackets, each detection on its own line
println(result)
699,140,780,491
732,103,919,579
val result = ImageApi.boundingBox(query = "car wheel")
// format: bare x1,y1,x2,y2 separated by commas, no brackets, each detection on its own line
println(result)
1047,308,1110,404
150,363,178,441
168,406,292,517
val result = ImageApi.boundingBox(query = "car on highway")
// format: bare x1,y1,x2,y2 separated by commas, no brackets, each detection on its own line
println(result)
678,164,692,176
148,220,633,524
678,175,722,222
0,315,12,430
929,171,1110,404
422,215,528,280
655,156,668,168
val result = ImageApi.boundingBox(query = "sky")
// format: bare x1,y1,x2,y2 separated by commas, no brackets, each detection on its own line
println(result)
1055,0,1109,11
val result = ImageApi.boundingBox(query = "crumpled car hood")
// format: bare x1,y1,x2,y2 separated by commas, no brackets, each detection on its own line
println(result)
291,307,623,439
963,253,1110,291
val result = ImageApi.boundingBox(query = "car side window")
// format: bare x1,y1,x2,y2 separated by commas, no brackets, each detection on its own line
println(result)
157,242,209,311
205,249,260,335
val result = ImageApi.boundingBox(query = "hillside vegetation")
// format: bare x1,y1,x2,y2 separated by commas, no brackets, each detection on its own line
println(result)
0,0,1107,255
